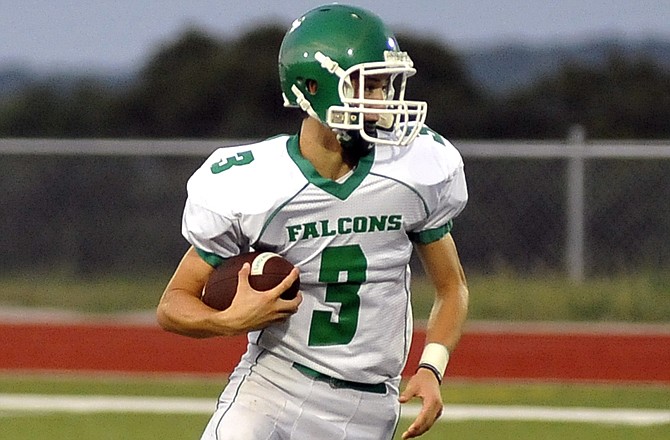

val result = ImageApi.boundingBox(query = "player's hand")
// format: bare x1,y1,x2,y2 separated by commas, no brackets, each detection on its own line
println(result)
398,368,444,439
220,263,302,333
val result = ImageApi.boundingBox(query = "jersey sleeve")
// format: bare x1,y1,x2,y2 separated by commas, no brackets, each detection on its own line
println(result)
180,148,250,267
181,198,247,267
407,134,468,244
180,135,301,266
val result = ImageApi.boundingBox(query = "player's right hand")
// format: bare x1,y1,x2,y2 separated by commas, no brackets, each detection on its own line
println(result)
221,263,302,333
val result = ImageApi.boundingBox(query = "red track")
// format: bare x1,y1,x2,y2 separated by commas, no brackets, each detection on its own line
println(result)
1,319,669,383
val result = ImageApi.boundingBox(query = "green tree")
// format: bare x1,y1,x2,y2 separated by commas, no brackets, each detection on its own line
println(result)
488,53,670,139
114,25,297,138
0,84,63,136
398,35,490,138
115,28,232,137
0,78,113,137
216,25,298,136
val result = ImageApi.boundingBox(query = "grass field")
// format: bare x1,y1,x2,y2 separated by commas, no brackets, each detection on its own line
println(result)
1,271,668,438
2,270,669,322
1,374,668,439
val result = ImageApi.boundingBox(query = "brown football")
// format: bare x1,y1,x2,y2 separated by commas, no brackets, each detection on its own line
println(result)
201,252,299,311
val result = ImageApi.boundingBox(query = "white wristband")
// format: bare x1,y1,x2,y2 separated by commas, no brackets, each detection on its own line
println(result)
418,343,450,383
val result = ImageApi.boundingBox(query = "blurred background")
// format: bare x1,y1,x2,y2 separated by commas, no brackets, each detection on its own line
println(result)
1,2,669,439
1,0,669,322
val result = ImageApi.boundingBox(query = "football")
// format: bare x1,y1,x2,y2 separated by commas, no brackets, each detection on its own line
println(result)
201,252,300,311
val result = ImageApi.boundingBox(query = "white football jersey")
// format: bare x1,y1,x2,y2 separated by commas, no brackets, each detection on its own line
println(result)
182,127,467,383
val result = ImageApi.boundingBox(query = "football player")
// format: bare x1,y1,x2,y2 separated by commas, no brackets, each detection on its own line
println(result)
157,4,469,439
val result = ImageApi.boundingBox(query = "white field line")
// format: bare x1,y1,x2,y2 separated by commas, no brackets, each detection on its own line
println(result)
0,394,669,426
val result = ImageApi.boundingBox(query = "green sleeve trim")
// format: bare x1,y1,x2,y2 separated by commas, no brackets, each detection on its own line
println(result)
408,220,453,244
195,247,225,268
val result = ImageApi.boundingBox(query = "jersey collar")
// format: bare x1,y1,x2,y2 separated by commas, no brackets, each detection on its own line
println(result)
286,134,374,200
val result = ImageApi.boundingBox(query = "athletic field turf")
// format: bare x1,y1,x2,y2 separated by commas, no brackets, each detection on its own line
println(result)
1,374,668,439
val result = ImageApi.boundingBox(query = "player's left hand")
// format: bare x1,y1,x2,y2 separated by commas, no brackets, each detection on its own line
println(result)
398,368,444,439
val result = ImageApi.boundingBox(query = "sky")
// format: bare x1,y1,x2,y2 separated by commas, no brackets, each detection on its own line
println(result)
2,0,670,73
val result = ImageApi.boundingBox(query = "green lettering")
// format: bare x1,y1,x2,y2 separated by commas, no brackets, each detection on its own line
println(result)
368,215,387,232
388,214,402,230
210,151,254,174
308,245,366,346
419,127,446,146
352,216,368,233
287,225,302,242
338,217,352,234
302,222,320,240
287,215,403,242
320,220,337,237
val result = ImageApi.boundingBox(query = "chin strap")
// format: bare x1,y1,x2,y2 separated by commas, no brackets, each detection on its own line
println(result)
336,123,376,158
290,85,320,121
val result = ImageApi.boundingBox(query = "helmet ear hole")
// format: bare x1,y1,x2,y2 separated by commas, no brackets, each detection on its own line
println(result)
306,79,318,95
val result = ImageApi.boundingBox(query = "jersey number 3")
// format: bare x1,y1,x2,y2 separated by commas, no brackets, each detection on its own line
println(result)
308,245,366,346
210,151,254,174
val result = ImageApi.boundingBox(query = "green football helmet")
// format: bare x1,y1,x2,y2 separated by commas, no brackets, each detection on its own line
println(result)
278,4,427,147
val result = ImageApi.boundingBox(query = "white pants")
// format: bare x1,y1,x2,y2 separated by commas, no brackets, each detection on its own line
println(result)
200,345,401,440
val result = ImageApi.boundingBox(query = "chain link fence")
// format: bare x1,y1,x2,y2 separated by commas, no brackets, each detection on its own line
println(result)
1,137,669,280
